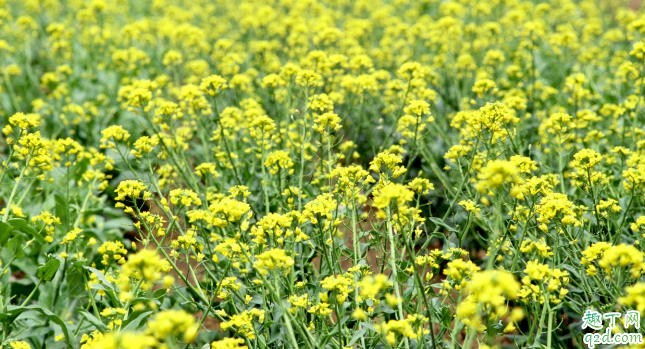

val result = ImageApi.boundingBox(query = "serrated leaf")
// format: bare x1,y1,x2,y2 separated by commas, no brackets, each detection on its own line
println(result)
37,259,61,282
8,218,46,244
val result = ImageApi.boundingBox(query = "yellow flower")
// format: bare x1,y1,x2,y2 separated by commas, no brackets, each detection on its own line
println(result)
519,260,569,305
200,75,228,95
376,318,417,344
598,244,645,279
321,274,354,300
373,183,414,210
443,259,480,289
535,192,581,228
220,309,265,340
130,136,159,158
302,193,337,224
358,274,391,302
472,79,498,98
10,341,31,349
169,189,202,207
619,282,645,313
520,238,553,258
116,249,171,298
147,309,199,342
456,270,519,332
370,152,406,185
313,112,342,134
253,248,294,276
459,200,481,215
264,150,295,175
295,69,322,87
211,338,248,349
99,125,130,149
474,159,523,194
114,180,150,202
352,308,368,320
407,177,434,194
9,112,41,129
84,332,157,349
162,50,183,67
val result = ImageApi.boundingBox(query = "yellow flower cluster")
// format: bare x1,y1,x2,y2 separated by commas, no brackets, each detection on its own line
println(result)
146,309,199,343
169,188,202,207
116,250,171,301
456,270,520,332
253,248,294,276
519,260,569,305
80,310,197,349
211,338,248,349
321,274,355,303
220,309,265,340
474,159,523,195
7,0,645,348
10,342,31,349
598,244,645,279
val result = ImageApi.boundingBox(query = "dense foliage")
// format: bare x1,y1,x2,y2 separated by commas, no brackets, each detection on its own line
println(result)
1,0,645,349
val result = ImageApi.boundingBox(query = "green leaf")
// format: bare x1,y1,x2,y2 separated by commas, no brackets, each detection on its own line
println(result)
7,235,24,258
37,282,55,310
37,259,61,282
84,266,120,307
78,308,108,332
359,321,378,333
0,221,12,247
268,324,282,344
132,297,161,307
54,194,69,229
122,311,153,332
347,328,366,346
151,288,167,299
428,217,458,233
0,305,74,347
8,218,46,244
559,263,580,279
84,266,115,291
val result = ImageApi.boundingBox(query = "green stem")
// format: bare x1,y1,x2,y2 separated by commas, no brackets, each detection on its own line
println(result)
73,178,98,229
20,279,43,307
261,129,271,215
350,200,367,349
385,207,409,349
2,154,30,223
449,293,463,349
297,88,310,212
547,306,554,349
533,296,549,346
